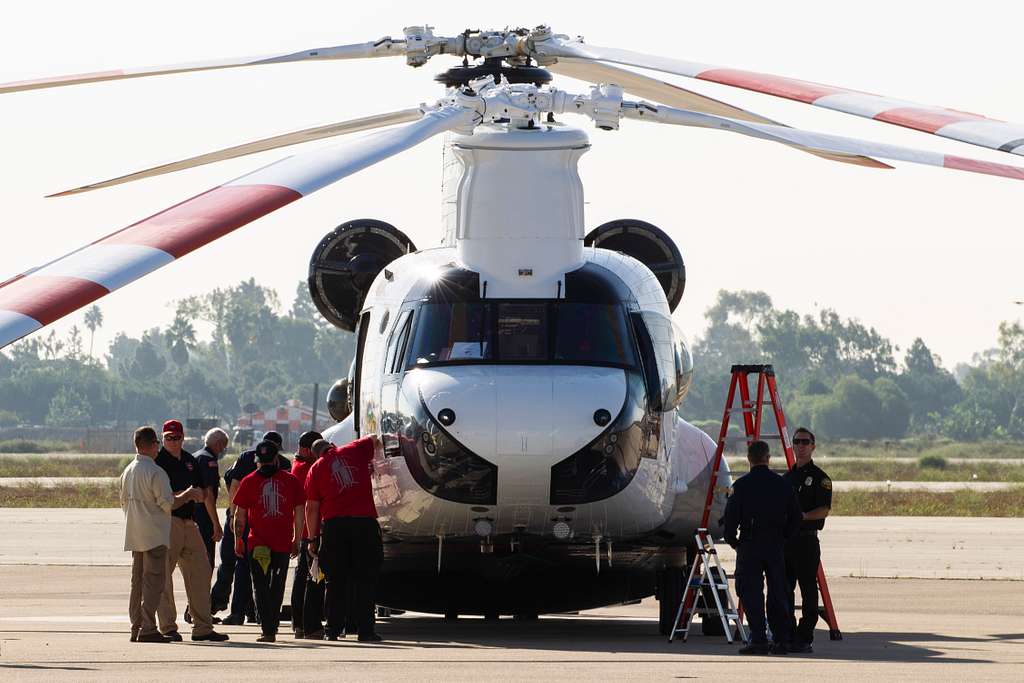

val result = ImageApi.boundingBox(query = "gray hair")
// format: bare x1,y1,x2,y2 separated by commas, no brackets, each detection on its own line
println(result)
204,427,229,448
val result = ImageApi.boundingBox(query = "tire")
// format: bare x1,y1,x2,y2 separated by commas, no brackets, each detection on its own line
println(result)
658,568,684,636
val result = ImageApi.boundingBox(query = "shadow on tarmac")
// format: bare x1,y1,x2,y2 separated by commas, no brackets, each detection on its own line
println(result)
363,614,1003,664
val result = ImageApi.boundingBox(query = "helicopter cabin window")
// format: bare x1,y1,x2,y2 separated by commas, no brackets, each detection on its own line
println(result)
407,301,638,368
409,303,495,365
497,303,548,361
383,310,412,375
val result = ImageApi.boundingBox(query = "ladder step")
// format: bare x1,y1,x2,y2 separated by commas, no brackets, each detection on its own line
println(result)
723,434,783,442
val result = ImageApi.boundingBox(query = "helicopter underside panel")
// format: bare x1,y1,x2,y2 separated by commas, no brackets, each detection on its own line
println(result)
376,535,686,615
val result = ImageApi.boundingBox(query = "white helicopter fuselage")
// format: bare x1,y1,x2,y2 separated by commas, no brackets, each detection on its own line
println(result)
323,122,728,616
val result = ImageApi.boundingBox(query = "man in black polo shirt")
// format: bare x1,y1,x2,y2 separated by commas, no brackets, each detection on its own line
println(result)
154,420,228,642
219,431,291,626
193,428,228,569
783,427,833,653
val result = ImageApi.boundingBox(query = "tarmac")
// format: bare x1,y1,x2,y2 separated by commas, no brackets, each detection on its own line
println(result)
0,510,1022,681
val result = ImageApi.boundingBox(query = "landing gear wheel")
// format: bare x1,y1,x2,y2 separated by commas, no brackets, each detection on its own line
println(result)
444,611,459,622
484,611,500,621
513,613,538,621
657,567,684,636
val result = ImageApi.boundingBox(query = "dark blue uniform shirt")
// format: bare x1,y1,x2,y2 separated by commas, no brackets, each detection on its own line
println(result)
155,447,201,520
722,464,802,547
224,448,291,488
783,460,832,531
194,447,221,501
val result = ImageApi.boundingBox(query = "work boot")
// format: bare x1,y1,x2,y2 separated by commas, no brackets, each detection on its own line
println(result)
191,630,230,642
738,642,771,655
162,630,183,642
257,634,276,643
788,640,813,653
220,614,244,626
137,632,172,643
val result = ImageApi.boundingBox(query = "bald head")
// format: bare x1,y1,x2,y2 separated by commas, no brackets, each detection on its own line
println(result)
311,439,332,457
204,427,229,454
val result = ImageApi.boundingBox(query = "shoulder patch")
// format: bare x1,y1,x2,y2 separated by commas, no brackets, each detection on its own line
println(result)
821,477,832,490
208,462,218,468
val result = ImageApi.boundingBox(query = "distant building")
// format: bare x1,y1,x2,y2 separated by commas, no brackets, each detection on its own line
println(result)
234,399,333,449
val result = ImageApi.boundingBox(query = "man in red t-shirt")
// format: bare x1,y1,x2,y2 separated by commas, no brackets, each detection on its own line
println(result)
305,435,383,642
288,430,325,639
232,440,305,642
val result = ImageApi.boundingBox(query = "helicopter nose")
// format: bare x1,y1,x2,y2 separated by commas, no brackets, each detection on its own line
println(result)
414,366,627,459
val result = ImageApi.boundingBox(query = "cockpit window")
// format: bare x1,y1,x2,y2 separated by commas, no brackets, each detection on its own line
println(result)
409,303,495,365
554,303,637,366
497,303,548,361
407,301,637,368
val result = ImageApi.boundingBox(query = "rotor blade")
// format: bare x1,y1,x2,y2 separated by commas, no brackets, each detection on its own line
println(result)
0,39,404,94
538,39,1024,157
548,58,889,170
630,104,1024,182
0,105,473,349
49,108,424,197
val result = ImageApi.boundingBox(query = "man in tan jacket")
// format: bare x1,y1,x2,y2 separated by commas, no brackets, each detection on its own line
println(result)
120,426,192,643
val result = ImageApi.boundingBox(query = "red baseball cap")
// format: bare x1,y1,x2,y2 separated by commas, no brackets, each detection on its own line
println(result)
162,419,184,436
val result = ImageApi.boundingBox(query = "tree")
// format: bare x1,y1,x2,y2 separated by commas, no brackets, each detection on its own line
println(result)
164,313,197,367
130,340,167,379
83,305,103,359
46,385,91,426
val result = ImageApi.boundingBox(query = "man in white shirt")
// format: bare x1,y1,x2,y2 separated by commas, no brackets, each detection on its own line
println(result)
120,426,203,643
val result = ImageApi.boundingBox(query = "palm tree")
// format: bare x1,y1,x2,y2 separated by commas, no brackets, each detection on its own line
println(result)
164,313,197,367
83,305,103,359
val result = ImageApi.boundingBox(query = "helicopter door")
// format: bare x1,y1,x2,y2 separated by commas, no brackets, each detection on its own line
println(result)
352,311,371,438
380,309,412,458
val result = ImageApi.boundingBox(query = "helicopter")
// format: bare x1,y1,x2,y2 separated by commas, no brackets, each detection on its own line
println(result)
2,25,1023,632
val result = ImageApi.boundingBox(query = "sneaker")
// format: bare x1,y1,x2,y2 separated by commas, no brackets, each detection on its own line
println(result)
162,630,183,642
357,633,383,643
220,614,244,626
191,631,230,642
257,634,276,643
738,642,771,655
137,631,172,643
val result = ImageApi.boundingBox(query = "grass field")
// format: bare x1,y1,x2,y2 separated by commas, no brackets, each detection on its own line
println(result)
726,459,1024,482
2,482,1021,517
0,455,131,477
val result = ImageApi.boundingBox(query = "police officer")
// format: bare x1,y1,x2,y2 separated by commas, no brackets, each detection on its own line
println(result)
154,419,228,641
722,440,802,655
193,428,228,569
218,431,292,625
783,427,833,653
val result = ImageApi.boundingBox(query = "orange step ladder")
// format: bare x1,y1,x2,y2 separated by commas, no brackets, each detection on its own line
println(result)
674,364,842,641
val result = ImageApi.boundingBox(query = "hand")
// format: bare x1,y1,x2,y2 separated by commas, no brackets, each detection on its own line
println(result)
307,539,319,558
212,526,224,543
290,539,300,559
187,486,205,502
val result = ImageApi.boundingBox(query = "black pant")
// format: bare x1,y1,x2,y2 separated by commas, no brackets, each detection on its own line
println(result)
249,550,290,637
194,506,215,569
291,538,326,632
785,534,821,643
321,517,383,638
734,540,791,645
211,510,255,618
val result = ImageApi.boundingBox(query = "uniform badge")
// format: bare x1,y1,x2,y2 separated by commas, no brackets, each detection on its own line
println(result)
186,463,193,471
821,478,832,490
208,462,218,468
805,476,813,486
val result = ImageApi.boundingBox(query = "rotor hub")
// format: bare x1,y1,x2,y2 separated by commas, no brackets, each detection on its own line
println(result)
435,57,551,89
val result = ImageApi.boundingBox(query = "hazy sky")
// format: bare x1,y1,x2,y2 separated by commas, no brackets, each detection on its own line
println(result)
2,1,1022,370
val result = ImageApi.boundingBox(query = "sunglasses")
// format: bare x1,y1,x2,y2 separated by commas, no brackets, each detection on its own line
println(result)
164,434,183,442
792,438,814,445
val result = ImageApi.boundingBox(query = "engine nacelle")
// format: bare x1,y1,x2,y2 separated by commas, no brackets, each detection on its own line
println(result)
308,219,416,331
584,219,685,312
